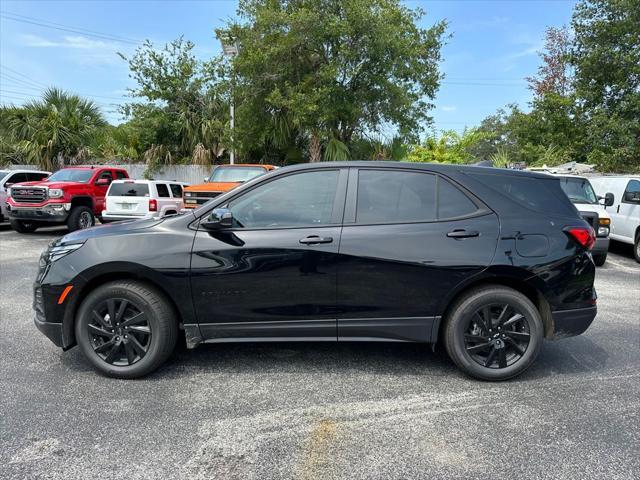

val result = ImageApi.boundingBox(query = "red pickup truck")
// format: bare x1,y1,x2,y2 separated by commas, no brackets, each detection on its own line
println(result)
6,166,129,233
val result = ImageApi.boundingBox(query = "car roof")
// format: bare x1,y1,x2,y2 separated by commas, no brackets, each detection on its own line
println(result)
3,169,50,174
216,164,277,169
276,161,553,179
110,179,188,184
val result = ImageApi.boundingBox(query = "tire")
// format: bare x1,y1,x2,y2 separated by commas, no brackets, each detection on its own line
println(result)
10,219,39,233
67,206,95,231
75,281,178,378
634,233,640,263
443,285,543,381
593,253,607,267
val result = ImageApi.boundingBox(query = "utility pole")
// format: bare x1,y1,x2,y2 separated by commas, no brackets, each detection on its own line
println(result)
220,36,239,165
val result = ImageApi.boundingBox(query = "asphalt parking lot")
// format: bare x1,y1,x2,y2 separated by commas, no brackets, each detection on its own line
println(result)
1,226,638,480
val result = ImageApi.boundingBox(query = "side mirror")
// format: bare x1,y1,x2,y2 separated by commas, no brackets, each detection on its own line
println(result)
96,178,110,186
203,177,209,183
202,208,233,230
599,192,614,207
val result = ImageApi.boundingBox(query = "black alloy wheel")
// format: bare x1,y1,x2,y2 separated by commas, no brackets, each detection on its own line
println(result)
463,303,531,369
87,298,151,366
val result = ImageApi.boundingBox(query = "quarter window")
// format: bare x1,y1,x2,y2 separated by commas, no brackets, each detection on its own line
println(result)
356,170,437,223
228,170,340,228
156,183,171,198
623,180,640,204
169,184,183,197
438,178,479,219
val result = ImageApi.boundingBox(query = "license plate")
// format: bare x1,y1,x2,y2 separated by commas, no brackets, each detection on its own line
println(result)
118,203,133,210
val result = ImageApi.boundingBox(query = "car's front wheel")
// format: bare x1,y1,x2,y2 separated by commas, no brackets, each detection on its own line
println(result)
67,206,95,231
444,285,543,381
75,281,178,378
593,253,607,266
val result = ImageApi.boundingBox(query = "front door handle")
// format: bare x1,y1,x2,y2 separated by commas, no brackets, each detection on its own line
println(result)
447,229,480,239
299,235,333,245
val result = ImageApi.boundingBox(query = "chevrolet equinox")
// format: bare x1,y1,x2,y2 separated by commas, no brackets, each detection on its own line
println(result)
34,162,598,380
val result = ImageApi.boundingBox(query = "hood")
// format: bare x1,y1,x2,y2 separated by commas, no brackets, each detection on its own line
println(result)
9,181,82,189
576,203,611,219
185,182,242,192
59,217,165,245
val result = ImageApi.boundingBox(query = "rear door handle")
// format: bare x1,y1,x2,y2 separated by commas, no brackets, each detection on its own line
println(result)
447,229,480,239
299,235,333,245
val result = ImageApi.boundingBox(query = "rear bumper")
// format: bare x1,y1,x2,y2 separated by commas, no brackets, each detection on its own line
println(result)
101,212,152,222
551,306,597,339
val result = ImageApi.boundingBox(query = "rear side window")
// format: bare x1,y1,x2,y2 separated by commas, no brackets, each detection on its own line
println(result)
115,170,127,180
170,184,183,197
357,170,436,223
438,178,479,219
108,182,150,197
468,172,577,216
156,183,170,198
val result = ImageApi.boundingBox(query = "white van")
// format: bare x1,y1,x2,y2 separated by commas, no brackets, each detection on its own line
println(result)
554,175,613,266
102,180,189,222
589,176,640,262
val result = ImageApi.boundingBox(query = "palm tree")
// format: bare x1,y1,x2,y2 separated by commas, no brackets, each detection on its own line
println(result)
4,88,106,170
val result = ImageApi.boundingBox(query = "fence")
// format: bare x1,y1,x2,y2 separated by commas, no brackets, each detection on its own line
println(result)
6,164,213,185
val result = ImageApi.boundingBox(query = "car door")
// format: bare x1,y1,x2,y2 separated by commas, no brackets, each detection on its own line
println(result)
337,168,500,343
617,179,640,242
190,168,348,341
93,170,113,212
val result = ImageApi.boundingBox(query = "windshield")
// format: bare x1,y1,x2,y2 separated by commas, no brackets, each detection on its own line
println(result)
46,169,93,183
209,166,267,183
0,171,9,182
558,177,598,205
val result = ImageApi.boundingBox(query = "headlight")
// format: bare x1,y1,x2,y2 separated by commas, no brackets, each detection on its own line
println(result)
48,188,63,198
184,191,193,197
47,242,85,262
597,226,609,237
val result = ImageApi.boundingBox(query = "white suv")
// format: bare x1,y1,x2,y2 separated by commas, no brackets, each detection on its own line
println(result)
0,169,51,224
101,180,189,222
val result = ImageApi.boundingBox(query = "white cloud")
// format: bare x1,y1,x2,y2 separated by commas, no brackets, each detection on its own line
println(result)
441,106,457,112
19,34,128,66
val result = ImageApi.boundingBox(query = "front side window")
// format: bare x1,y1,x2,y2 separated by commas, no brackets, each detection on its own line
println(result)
228,170,339,228
156,184,170,198
623,180,640,204
357,170,437,223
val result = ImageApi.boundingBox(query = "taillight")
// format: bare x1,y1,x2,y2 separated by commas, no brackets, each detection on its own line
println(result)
566,226,596,250
149,199,157,212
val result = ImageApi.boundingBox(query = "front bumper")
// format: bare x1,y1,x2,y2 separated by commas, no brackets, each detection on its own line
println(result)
34,315,64,347
551,306,597,339
592,236,610,255
8,204,70,223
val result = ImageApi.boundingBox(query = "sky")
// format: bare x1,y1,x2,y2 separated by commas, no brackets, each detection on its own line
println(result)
0,0,578,135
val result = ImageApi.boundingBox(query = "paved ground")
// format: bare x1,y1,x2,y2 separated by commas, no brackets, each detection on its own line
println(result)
1,225,639,480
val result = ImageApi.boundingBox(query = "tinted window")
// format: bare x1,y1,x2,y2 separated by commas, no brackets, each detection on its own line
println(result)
98,171,113,182
156,183,170,198
108,182,150,197
47,169,93,183
170,184,183,197
469,172,577,216
438,178,479,219
623,180,640,204
26,172,49,181
357,170,436,223
6,173,28,184
228,170,339,228
115,170,127,179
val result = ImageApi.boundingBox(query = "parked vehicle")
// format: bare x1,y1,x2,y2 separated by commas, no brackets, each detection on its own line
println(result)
102,180,189,222
6,166,128,233
0,169,50,224
34,162,597,380
183,164,277,208
589,175,640,262
554,175,613,266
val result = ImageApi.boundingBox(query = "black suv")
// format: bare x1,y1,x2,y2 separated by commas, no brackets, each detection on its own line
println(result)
34,162,597,380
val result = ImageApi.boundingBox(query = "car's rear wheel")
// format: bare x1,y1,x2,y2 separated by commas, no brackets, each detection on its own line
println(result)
634,233,640,263
10,219,39,233
67,206,95,231
75,281,178,378
444,286,543,381
593,253,607,266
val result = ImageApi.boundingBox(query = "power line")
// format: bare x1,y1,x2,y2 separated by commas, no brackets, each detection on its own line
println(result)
0,81,130,102
0,68,50,90
0,12,143,45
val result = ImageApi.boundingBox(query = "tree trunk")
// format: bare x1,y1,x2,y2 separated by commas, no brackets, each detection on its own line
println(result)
309,131,321,162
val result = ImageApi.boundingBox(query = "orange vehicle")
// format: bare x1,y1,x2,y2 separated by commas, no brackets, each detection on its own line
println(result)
183,164,277,208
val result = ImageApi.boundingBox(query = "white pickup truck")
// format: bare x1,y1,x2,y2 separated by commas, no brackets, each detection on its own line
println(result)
101,179,189,222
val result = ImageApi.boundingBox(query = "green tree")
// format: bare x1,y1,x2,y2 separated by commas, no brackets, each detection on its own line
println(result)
406,129,489,164
225,0,447,162
571,0,640,171
1,88,106,170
